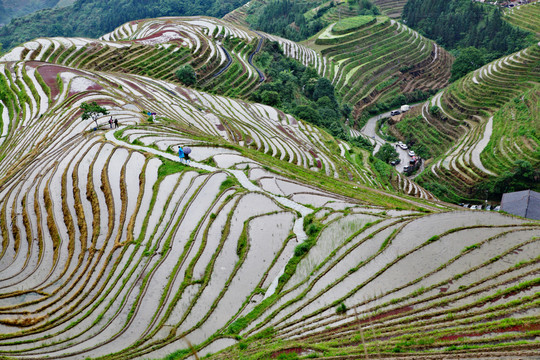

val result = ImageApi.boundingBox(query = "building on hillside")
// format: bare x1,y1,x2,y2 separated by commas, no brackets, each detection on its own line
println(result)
500,190,540,220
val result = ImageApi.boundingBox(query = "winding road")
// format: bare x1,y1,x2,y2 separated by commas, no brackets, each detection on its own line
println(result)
249,32,266,83
359,105,420,173
212,45,232,78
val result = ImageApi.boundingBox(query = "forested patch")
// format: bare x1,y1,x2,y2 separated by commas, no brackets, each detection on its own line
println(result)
251,41,351,139
245,0,327,42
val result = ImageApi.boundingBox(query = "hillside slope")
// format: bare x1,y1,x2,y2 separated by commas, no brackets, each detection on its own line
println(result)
398,43,540,202
372,0,407,18
0,15,538,360
0,0,58,25
300,16,452,118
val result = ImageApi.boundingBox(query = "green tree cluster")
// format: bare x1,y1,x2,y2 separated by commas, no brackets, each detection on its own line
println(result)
0,0,249,50
450,47,487,82
374,143,399,163
80,101,109,127
175,65,196,86
356,0,380,16
251,41,350,139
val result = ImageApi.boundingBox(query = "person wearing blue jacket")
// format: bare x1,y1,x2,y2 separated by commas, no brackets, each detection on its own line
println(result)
178,146,185,164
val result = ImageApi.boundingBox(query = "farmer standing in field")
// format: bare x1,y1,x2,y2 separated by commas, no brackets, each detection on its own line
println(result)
183,147,191,164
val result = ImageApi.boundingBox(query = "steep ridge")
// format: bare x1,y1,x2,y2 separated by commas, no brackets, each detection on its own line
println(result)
0,60,378,184
2,15,445,199
1,15,452,125
407,43,540,201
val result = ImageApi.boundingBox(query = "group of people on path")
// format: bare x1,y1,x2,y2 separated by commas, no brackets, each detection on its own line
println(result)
178,146,191,164
109,116,119,128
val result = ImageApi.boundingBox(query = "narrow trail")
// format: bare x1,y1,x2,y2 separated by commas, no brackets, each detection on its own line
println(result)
470,116,496,176
104,129,312,217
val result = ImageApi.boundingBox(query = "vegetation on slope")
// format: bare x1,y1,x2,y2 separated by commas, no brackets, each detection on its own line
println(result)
251,41,351,139
403,0,535,80
392,112,452,160
371,0,407,19
477,86,540,197
409,43,540,202
0,4,539,359
308,15,452,122
0,0,249,50
245,0,328,42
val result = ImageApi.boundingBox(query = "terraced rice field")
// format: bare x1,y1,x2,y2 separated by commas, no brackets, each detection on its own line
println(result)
208,211,540,359
0,17,267,98
222,0,264,28
503,1,540,37
0,15,538,360
302,16,452,116
0,15,446,202
413,43,540,201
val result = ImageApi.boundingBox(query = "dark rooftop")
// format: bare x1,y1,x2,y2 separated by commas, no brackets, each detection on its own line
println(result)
500,190,540,220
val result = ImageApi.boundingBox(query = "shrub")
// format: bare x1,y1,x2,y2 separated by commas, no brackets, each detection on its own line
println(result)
294,242,310,257
335,302,347,314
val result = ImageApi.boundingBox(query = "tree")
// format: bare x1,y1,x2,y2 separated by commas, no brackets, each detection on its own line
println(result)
261,90,280,106
375,143,399,163
175,65,197,86
80,101,109,128
312,78,335,102
450,47,486,82
294,105,321,125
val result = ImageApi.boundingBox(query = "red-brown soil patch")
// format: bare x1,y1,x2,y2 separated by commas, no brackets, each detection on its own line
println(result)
68,80,103,98
297,305,414,341
439,323,540,341
276,124,302,145
34,64,89,99
134,29,176,43
123,80,155,99
271,347,304,358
